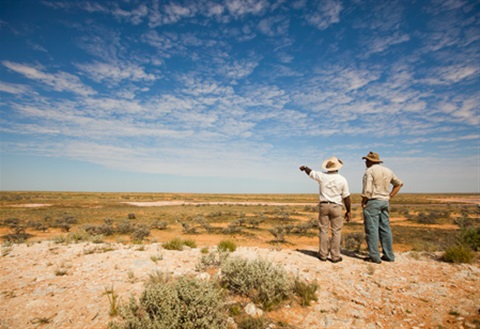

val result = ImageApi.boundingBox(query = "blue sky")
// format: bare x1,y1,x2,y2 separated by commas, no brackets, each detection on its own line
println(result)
0,0,479,194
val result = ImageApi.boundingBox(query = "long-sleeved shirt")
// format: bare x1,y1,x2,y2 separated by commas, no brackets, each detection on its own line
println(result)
362,164,403,201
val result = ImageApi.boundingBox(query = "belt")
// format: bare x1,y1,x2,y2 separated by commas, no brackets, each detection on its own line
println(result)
320,201,336,204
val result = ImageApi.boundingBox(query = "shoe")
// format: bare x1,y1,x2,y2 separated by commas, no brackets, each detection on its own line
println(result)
330,257,343,263
318,257,327,262
364,257,381,264
381,255,394,262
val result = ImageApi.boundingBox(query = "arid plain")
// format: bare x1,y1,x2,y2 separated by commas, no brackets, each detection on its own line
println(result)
1,192,479,328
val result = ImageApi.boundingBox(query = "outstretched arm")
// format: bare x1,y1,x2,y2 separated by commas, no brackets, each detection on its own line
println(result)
299,165,312,175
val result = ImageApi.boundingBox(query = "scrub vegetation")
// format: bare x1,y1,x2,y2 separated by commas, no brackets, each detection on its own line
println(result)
1,192,478,260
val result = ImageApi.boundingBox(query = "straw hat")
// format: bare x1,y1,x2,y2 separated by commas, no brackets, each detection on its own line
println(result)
322,156,343,172
362,151,383,163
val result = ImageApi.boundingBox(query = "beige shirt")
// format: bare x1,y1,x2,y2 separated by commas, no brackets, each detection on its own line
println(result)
362,164,402,201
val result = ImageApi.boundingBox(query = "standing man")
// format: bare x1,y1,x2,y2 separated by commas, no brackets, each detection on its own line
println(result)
361,151,403,264
300,156,351,263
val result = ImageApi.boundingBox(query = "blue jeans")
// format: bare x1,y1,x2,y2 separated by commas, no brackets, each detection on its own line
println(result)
363,199,394,262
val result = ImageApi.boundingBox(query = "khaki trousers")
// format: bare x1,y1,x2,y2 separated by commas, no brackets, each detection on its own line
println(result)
318,203,344,260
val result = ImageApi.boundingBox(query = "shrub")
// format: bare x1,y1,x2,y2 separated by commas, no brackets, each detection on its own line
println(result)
151,220,168,230
83,224,114,236
342,232,365,252
237,317,266,329
414,212,438,224
116,220,134,234
293,278,318,307
441,245,474,264
162,237,195,251
4,218,25,235
218,239,237,252
109,276,227,329
458,227,480,251
269,226,286,242
222,225,242,235
220,257,292,311
130,224,150,241
163,237,184,250
183,238,197,248
181,222,198,234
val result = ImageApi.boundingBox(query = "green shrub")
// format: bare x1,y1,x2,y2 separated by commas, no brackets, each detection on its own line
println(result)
459,227,480,251
163,237,185,250
109,276,227,329
220,257,292,311
218,239,237,252
162,237,196,250
441,245,474,264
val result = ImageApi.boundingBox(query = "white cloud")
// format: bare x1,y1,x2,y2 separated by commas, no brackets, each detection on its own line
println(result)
112,3,148,25
257,16,289,37
0,82,30,94
364,33,411,57
225,0,269,17
305,0,342,30
3,61,95,96
76,61,157,85
219,58,260,80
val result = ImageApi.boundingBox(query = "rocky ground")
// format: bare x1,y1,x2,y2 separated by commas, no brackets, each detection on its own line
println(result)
0,241,479,329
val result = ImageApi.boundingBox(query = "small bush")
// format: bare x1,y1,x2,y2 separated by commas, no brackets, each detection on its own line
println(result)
269,226,286,243
220,257,292,311
441,245,474,264
163,237,185,250
218,239,237,252
116,220,134,234
293,278,318,307
162,237,196,250
130,224,150,241
183,238,197,248
151,220,168,230
109,276,227,329
342,232,365,252
222,225,242,235
237,317,266,329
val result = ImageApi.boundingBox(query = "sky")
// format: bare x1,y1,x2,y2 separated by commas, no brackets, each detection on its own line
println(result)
0,0,479,194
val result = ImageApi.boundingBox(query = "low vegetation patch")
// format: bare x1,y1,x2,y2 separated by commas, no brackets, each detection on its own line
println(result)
441,245,474,264
162,237,197,251
220,256,293,311
109,276,228,329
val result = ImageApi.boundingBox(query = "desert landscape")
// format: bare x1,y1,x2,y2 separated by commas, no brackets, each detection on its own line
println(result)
0,192,479,329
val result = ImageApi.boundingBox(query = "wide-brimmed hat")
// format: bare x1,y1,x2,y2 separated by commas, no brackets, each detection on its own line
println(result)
322,156,343,172
362,151,383,163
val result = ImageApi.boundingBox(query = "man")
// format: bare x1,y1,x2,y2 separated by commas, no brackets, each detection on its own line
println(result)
361,151,403,264
300,156,351,263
